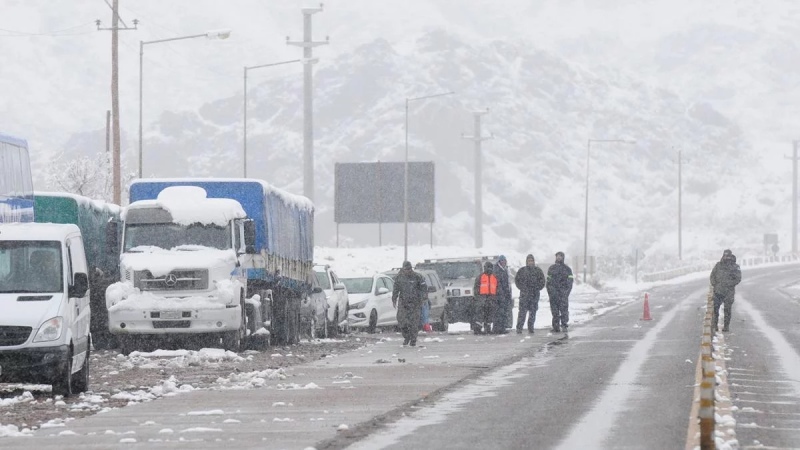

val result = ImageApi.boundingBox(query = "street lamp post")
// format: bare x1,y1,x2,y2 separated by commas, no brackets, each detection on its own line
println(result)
404,90,455,262
583,138,636,283
138,29,231,178
243,59,301,177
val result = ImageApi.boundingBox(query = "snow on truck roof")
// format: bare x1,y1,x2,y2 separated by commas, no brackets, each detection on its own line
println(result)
130,178,314,212
0,222,80,240
35,191,121,215
126,186,246,226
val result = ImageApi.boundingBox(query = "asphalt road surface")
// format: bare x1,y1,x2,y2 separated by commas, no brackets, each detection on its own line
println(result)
6,264,800,449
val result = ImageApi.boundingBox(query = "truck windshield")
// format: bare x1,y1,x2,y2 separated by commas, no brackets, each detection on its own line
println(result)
123,223,231,252
0,241,63,293
416,262,480,280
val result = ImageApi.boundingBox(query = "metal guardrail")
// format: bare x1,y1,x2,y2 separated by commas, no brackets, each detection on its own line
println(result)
641,253,800,283
699,287,715,449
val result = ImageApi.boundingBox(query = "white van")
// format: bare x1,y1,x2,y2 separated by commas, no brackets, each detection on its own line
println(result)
0,223,91,396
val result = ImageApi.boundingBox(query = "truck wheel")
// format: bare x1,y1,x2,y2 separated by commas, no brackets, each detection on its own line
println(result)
52,349,74,397
223,300,247,352
72,343,90,393
367,310,378,334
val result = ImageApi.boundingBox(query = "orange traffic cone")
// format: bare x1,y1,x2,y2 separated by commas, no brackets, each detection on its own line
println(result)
641,293,653,321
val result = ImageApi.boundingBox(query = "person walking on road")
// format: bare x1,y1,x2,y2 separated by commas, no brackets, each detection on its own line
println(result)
546,251,574,333
392,261,427,346
515,254,546,334
710,249,741,332
472,261,498,335
493,255,512,334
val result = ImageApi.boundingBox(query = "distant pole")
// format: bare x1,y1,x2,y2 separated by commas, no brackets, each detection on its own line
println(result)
678,149,683,260
96,1,137,204
782,142,798,254
461,109,491,249
287,4,328,203
635,248,639,284
105,110,111,155
378,160,382,246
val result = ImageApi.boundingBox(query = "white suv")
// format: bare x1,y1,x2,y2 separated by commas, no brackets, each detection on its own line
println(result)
313,264,349,336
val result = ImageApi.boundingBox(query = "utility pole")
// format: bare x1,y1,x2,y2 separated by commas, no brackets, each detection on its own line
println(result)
675,148,689,260
787,141,800,254
461,109,492,248
287,4,328,203
97,1,137,205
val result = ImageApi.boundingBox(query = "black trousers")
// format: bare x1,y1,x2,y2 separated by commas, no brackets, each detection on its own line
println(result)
550,293,569,330
713,293,734,330
517,293,540,331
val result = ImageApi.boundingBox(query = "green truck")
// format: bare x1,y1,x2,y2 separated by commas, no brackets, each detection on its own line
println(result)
34,192,121,349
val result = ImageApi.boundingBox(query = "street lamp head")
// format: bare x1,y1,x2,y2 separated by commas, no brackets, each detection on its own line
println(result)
206,29,232,40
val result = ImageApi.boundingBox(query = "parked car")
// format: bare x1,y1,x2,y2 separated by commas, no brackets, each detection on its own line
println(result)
300,272,329,339
384,267,449,331
313,264,349,336
343,273,396,333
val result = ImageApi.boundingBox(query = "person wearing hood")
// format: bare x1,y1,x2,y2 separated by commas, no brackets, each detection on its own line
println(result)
710,249,741,332
472,261,498,335
514,254,546,334
546,251,574,333
392,261,427,346
493,255,512,334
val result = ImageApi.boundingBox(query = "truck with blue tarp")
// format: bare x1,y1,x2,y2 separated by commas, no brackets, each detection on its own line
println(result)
34,192,121,349
105,178,314,352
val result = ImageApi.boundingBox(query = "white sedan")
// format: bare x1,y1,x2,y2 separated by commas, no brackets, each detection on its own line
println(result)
343,273,396,333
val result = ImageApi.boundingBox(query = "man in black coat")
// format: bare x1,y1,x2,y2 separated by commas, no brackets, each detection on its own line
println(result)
710,249,742,332
493,255,512,334
515,254,546,334
392,261,427,346
546,251,574,333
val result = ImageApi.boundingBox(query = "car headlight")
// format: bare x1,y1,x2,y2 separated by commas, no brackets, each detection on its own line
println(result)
350,300,368,310
33,317,64,343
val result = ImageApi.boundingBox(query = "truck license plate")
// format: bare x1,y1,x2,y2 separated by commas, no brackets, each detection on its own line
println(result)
161,311,181,320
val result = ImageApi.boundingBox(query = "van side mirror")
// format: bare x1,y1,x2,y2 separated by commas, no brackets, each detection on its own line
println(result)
105,221,119,253
69,272,89,298
243,220,256,254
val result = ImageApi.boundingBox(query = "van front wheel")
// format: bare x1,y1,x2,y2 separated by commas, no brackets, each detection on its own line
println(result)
52,349,74,397
72,343,90,393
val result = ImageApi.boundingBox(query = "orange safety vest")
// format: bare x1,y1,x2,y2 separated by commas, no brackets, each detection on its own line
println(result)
478,273,497,295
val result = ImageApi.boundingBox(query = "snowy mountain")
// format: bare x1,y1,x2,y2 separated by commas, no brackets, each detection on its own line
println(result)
2,0,795,269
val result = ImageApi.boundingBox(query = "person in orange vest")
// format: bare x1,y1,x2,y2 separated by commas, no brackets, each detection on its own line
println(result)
471,261,498,335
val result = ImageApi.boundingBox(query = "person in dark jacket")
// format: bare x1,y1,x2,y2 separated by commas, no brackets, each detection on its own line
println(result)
546,251,574,332
472,261,497,335
493,255,512,334
392,261,428,346
515,254,546,334
710,249,741,332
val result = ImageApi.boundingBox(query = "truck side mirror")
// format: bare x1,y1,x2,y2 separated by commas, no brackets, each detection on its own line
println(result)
69,272,89,298
106,221,119,253
243,220,256,254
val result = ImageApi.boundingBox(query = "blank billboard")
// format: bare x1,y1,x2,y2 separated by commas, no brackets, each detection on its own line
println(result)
335,162,435,224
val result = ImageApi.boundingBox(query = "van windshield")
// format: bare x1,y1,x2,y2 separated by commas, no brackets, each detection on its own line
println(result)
123,223,231,252
416,262,481,280
0,241,63,293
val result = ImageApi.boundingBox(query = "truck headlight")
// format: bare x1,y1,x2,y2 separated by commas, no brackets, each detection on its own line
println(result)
33,317,63,343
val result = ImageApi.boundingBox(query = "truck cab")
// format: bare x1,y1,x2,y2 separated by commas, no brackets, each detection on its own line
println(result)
105,186,258,353
0,223,91,396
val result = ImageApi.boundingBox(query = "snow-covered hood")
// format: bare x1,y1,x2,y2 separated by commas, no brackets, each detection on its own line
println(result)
347,293,373,306
0,293,63,330
121,247,237,277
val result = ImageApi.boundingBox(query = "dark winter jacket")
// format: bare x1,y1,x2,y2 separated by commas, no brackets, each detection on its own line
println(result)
546,262,574,299
515,265,546,298
494,264,512,304
392,268,427,327
710,260,741,297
